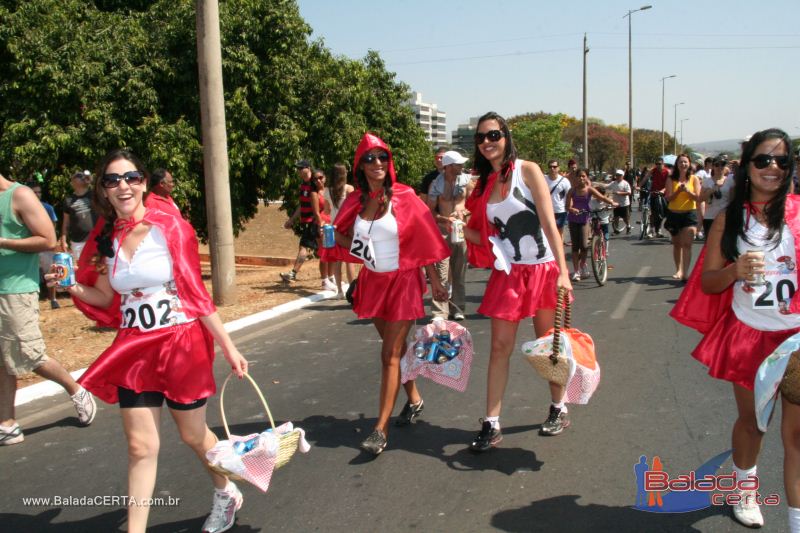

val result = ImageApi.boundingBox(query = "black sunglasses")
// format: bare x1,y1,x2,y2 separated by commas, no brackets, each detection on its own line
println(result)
102,171,145,188
361,152,389,164
751,154,790,170
474,130,505,144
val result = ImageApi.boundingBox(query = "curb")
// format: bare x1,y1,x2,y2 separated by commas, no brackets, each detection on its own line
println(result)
14,288,340,407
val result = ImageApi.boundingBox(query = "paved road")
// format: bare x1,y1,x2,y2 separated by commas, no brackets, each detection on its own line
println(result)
2,230,791,532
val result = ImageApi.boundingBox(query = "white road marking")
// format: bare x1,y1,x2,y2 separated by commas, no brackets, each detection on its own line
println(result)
610,266,652,320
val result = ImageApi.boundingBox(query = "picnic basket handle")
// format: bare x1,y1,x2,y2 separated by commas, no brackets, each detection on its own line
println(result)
219,372,276,440
550,288,568,364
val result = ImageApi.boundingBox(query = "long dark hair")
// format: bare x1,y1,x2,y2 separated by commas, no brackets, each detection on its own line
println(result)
356,160,393,211
721,128,795,261
92,149,149,263
670,154,692,181
331,163,348,209
472,111,517,195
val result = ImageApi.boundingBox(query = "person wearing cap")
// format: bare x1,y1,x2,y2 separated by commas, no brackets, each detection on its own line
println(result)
281,160,322,283
544,160,571,241
607,169,632,234
699,155,733,237
427,150,474,321
60,170,97,262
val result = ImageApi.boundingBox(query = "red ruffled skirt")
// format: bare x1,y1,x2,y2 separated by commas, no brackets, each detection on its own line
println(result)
353,267,426,321
478,261,561,322
78,320,216,404
692,309,800,390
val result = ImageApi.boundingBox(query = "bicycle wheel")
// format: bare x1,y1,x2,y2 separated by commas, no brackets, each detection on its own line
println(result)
591,234,607,286
639,207,650,240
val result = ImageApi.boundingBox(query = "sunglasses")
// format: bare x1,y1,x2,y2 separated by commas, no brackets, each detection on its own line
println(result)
361,152,390,164
474,130,505,144
751,154,790,170
101,171,145,188
549,165,559,169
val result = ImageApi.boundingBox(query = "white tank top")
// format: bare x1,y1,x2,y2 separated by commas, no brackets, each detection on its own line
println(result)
732,218,800,331
354,202,400,272
485,160,555,265
107,226,192,331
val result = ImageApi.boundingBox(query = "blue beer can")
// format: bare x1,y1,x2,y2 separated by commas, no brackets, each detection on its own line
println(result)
52,252,76,287
322,224,336,248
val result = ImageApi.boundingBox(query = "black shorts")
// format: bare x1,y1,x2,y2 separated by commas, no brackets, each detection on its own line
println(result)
664,210,698,236
612,206,629,219
297,222,319,251
118,387,207,411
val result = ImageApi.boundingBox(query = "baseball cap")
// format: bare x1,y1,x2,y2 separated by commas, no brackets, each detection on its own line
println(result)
441,151,468,166
294,159,311,169
615,169,624,176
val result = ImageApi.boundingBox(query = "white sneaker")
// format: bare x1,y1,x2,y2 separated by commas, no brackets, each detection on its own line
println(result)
71,387,96,426
202,482,243,533
322,278,337,291
580,266,591,278
732,489,764,528
571,272,581,281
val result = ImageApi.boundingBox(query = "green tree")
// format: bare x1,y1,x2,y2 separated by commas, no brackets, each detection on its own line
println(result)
507,113,572,165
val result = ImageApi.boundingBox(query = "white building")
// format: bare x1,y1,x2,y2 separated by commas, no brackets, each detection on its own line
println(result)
409,91,447,145
451,116,480,155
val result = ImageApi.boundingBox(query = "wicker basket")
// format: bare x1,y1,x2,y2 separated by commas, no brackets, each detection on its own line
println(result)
780,351,800,405
526,287,573,386
208,373,301,480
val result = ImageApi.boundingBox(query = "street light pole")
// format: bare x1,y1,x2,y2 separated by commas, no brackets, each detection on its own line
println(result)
583,33,589,169
673,101,685,154
680,118,689,150
660,74,676,157
624,4,653,170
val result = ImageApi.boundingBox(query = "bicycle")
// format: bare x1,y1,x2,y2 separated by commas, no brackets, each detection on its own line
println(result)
638,189,650,240
576,208,610,286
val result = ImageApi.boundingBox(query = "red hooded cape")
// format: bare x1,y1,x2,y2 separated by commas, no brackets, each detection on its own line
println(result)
670,195,800,334
74,203,215,328
464,160,515,268
320,133,449,269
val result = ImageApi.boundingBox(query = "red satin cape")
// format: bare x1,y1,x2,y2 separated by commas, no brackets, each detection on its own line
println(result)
464,160,515,268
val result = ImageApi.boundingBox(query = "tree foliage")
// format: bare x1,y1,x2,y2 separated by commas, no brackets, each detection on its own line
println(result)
507,112,572,166
0,0,430,240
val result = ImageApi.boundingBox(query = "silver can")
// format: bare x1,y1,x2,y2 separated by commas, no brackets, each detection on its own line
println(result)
747,250,766,286
52,252,76,287
450,219,464,243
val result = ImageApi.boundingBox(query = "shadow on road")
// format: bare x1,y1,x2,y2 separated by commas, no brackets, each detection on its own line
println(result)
0,509,126,532
491,494,726,532
21,416,84,437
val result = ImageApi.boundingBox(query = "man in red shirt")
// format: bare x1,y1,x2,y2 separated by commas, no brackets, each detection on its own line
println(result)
648,157,670,238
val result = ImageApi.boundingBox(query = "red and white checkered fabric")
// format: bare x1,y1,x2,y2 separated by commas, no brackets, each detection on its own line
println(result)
400,321,473,392
564,363,601,404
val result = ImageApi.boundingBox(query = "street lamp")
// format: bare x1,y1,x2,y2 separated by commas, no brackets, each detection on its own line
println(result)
660,74,676,157
673,101,685,154
624,4,653,170
680,118,690,150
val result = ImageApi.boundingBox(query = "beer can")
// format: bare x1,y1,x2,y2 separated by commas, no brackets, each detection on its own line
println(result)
322,224,336,248
450,219,464,243
52,252,76,288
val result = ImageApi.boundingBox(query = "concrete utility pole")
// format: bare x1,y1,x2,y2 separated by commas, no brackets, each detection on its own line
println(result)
197,0,237,305
582,33,589,169
660,74,676,157
673,101,685,155
625,5,652,170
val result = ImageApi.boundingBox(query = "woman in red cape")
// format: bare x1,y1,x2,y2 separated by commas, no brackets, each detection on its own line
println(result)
671,129,800,530
462,112,572,452
326,132,449,455
48,149,248,533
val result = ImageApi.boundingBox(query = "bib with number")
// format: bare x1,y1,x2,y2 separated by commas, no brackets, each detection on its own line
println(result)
349,228,377,270
120,280,192,332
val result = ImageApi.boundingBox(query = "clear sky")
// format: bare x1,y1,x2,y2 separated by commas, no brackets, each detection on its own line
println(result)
297,0,800,145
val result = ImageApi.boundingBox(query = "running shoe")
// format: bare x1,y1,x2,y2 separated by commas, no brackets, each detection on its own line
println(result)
280,270,296,282
71,387,97,426
395,399,424,426
0,423,24,446
50,299,60,310
202,482,243,533
540,405,570,436
732,489,764,528
580,266,591,279
571,272,581,281
360,429,387,455
626,225,632,235
469,420,502,452
452,313,465,322
322,278,337,291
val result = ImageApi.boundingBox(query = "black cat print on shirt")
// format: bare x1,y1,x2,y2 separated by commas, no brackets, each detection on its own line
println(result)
492,187,547,261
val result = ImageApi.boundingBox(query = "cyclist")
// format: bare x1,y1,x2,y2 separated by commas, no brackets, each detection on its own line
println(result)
648,157,670,237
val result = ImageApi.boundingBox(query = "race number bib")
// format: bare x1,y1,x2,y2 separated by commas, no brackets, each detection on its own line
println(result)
746,273,797,314
120,281,191,332
350,229,377,270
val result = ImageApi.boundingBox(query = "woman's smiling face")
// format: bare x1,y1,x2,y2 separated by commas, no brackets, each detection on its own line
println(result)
103,158,146,218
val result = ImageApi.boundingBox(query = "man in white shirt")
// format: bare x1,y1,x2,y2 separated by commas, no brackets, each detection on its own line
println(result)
607,169,632,234
700,155,734,237
427,151,473,321
545,160,571,241
694,157,713,240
